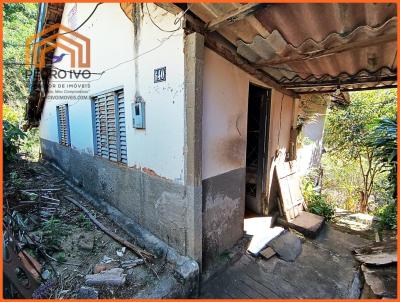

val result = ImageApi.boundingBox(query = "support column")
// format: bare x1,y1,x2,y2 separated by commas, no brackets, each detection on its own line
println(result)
184,32,204,267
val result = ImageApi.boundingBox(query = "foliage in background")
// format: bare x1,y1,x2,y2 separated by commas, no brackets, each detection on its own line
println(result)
3,3,38,105
323,89,397,212
302,178,335,220
321,156,363,211
3,120,27,162
368,116,397,200
3,4,40,161
374,203,397,230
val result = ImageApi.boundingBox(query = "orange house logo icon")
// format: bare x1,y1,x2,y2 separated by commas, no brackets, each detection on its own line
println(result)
25,24,90,69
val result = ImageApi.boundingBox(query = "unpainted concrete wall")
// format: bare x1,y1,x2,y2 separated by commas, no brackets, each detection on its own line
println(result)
41,138,197,256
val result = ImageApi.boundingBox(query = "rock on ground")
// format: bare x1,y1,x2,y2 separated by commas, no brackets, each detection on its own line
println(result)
268,231,302,262
77,287,99,299
85,268,126,287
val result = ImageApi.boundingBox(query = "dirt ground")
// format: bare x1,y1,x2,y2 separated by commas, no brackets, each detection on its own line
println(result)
3,156,174,298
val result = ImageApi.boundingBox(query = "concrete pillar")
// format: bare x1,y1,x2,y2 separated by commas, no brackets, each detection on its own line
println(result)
184,32,204,266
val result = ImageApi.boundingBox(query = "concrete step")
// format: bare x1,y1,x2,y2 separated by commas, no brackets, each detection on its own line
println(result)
277,211,325,238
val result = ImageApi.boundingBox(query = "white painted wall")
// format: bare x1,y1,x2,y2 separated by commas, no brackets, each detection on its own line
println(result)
202,48,296,180
296,101,328,176
202,48,297,214
202,48,269,180
39,3,185,182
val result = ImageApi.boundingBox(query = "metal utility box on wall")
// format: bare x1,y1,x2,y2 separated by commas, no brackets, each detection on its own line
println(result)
132,101,145,129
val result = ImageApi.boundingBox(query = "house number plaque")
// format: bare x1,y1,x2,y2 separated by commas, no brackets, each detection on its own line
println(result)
154,67,166,83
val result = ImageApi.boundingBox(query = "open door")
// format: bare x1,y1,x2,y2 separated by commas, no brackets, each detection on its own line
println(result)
245,84,271,214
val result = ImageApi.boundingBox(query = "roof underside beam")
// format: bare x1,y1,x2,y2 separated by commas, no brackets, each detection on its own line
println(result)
281,75,396,89
296,85,397,94
204,32,297,97
179,10,297,98
205,3,267,32
164,3,396,95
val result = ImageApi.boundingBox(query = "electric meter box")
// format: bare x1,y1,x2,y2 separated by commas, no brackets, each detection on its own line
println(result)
132,101,145,129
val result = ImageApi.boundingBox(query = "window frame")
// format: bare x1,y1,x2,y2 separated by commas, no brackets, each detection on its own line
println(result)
56,104,71,147
91,87,127,164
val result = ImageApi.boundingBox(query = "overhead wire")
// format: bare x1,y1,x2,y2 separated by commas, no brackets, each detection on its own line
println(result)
144,3,192,33
58,3,103,36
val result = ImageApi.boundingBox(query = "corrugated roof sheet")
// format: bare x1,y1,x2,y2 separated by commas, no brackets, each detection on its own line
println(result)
190,3,397,94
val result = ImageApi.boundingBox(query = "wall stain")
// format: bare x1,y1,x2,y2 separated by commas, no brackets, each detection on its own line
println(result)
215,136,246,167
132,3,144,99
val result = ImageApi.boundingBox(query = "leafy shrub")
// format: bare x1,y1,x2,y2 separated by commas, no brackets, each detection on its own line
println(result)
368,116,397,200
21,128,40,160
374,203,397,230
3,104,40,161
3,120,27,161
321,156,363,211
302,179,335,220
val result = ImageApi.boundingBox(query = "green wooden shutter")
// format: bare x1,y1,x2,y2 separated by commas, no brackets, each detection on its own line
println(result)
93,89,127,164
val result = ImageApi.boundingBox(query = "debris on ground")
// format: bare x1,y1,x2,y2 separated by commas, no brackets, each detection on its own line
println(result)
360,264,397,298
246,224,302,262
78,233,95,251
247,226,284,255
85,268,127,287
244,216,273,236
353,239,397,298
354,240,396,266
268,231,302,262
259,247,276,260
93,262,118,274
3,158,176,298
121,259,145,269
77,286,99,299
64,195,154,261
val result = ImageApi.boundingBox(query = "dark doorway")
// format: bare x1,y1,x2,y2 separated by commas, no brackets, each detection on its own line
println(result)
245,84,271,214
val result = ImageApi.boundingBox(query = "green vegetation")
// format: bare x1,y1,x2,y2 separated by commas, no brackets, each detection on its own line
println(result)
77,213,92,231
3,3,38,104
374,203,397,230
3,120,27,162
41,217,70,250
368,116,397,200
54,251,67,263
302,178,335,220
317,89,397,229
3,4,40,161
323,89,397,213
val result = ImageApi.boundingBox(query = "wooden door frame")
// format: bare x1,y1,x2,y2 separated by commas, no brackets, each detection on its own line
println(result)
255,88,271,211
246,83,271,214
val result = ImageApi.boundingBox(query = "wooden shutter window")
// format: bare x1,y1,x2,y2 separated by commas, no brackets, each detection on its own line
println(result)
56,104,70,146
93,89,127,164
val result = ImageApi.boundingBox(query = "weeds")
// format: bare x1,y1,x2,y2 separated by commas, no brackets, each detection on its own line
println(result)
41,217,70,250
302,179,335,220
54,251,66,263
3,120,27,162
77,213,92,231
10,171,23,187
